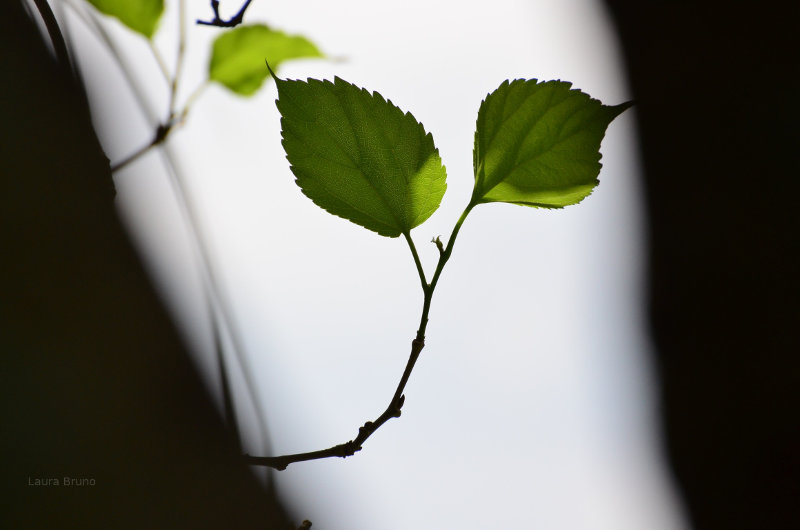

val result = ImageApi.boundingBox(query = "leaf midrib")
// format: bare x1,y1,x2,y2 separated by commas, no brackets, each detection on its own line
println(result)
482,92,603,197
333,83,406,232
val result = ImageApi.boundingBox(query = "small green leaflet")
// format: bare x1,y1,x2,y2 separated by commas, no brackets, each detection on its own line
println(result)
472,79,631,208
86,0,163,39
209,25,323,96
273,73,447,237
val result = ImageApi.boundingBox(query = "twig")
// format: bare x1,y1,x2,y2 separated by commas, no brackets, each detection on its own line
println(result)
244,338,425,470
108,76,207,171
78,0,193,173
197,0,253,27
244,204,476,470
106,0,209,172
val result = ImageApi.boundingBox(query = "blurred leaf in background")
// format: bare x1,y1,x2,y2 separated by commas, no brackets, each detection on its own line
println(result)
86,0,164,39
210,24,323,96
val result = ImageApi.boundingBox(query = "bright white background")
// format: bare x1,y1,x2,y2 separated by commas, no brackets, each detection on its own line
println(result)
55,0,687,528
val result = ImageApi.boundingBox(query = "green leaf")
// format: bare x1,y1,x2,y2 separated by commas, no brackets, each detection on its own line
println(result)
274,74,447,237
472,79,631,208
209,25,323,96
86,0,163,39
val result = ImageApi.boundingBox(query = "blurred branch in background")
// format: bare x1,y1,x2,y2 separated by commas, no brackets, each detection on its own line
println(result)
1,0,289,526
59,0,273,468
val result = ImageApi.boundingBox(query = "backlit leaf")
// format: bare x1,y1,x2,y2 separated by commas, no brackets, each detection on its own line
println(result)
274,74,447,237
209,25,323,96
86,0,163,39
472,79,631,208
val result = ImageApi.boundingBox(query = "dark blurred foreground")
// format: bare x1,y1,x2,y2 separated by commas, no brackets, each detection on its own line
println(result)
605,1,799,528
1,2,289,527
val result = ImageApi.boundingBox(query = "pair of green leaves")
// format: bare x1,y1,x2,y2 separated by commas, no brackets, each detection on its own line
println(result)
85,1,322,96
274,74,631,238
87,0,629,234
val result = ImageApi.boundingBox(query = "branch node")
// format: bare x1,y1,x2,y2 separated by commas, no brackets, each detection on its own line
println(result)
154,122,173,145
357,422,372,437
394,394,406,415
340,440,362,457
432,235,444,255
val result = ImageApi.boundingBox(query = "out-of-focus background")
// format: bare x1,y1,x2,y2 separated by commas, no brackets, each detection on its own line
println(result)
5,0,798,528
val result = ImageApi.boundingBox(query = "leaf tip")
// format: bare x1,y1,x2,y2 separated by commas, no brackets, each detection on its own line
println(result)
613,100,635,115
265,60,280,82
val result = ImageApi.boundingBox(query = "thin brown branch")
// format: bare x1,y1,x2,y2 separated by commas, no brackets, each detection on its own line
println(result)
244,207,475,471
60,0,271,466
244,337,425,470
